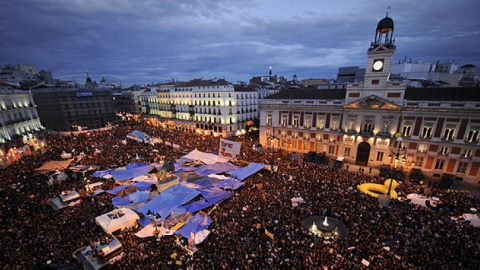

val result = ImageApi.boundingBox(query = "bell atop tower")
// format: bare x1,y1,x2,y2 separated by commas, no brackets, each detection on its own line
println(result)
370,10,396,51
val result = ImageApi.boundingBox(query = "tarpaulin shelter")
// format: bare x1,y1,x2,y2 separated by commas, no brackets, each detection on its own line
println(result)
137,184,201,218
36,160,73,174
107,185,134,195
95,208,140,234
183,149,229,165
198,187,232,205
218,178,245,190
193,177,224,188
110,164,155,181
229,162,267,181
175,212,213,239
127,130,152,143
193,163,239,176
92,169,114,178
175,171,202,182
126,162,150,169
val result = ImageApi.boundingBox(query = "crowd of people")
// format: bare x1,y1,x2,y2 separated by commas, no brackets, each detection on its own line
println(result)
0,120,479,269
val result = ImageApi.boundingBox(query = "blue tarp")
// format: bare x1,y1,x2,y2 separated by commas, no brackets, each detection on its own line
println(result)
107,185,133,195
128,130,152,143
138,216,152,228
218,178,245,190
199,187,232,205
112,196,130,207
134,181,153,191
129,191,150,204
194,163,240,176
229,162,267,181
110,165,155,181
137,184,201,218
126,162,150,169
92,169,114,178
175,213,213,239
194,177,224,188
183,199,213,213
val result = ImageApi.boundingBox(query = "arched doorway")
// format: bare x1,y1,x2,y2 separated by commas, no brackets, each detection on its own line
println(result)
356,142,371,166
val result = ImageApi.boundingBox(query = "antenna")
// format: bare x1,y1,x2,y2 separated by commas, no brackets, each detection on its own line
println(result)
386,6,391,17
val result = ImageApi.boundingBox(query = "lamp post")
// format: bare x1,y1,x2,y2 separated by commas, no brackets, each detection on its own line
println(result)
269,128,278,167
387,133,404,196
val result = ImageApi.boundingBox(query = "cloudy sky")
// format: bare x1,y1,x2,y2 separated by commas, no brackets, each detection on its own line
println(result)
2,0,479,85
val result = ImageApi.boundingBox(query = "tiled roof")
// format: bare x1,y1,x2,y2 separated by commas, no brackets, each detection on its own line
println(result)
264,89,346,100
404,87,480,101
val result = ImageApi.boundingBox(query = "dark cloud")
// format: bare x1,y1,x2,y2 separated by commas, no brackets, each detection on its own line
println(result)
1,0,479,85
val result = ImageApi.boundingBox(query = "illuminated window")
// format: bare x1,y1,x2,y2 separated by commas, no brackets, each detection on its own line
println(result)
344,147,351,157
266,114,272,126
421,123,433,138
439,146,449,155
434,159,445,170
292,115,299,127
457,162,468,173
418,144,428,153
317,118,325,130
442,125,456,141
281,114,288,127
304,116,312,129
466,127,479,143
402,122,412,137
376,151,384,161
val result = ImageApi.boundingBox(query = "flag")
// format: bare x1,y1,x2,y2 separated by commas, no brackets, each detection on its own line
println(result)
265,228,274,240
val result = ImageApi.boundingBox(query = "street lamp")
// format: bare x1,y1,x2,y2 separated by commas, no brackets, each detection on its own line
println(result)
387,133,405,196
269,128,279,167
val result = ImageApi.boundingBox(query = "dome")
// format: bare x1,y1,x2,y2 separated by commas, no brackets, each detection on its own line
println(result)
376,16,394,33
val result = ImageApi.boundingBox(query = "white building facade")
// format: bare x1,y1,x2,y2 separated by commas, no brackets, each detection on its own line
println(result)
141,79,259,137
0,84,46,167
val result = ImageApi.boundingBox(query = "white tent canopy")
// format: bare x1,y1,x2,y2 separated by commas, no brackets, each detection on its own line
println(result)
183,149,229,165
95,208,139,234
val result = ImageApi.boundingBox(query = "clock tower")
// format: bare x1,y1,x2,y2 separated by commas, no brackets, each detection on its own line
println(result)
364,15,396,89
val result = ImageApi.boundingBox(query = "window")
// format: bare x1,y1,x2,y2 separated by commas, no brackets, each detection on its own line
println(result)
344,147,351,157
304,116,312,129
466,127,479,143
363,117,374,133
316,141,322,152
421,124,433,138
457,162,468,173
434,159,445,170
381,120,391,134
281,130,287,137
281,114,288,127
317,118,325,130
462,149,473,158
439,146,449,155
418,144,428,153
347,117,356,131
292,115,299,127
331,118,339,131
402,122,412,137
292,132,298,139
266,114,272,126
442,125,456,140
328,145,335,154
303,140,309,151
415,156,424,167
376,151,384,161
292,139,297,149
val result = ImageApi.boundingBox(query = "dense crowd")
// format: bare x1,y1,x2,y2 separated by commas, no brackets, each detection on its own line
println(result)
0,120,479,269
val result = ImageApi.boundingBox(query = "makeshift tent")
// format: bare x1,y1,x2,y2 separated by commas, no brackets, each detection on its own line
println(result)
193,177,224,188
137,184,201,218
117,186,139,197
462,213,480,227
36,160,73,174
198,187,232,205
112,196,130,207
183,149,229,165
110,165,155,181
68,165,98,174
218,178,245,190
175,212,213,239
129,191,150,204
92,169,114,178
134,181,154,191
95,208,139,234
107,185,134,195
127,130,152,143
175,171,202,182
194,163,240,176
182,199,213,213
126,162,150,169
229,162,267,181
59,191,80,203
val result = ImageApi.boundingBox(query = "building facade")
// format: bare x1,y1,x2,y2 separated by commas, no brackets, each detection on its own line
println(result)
141,79,259,137
259,15,480,184
0,83,46,167
31,87,117,131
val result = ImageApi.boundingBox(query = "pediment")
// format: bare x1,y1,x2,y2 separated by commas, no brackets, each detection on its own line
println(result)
344,95,402,110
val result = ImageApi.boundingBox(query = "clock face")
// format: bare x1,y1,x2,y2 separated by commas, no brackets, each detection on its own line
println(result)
373,60,383,71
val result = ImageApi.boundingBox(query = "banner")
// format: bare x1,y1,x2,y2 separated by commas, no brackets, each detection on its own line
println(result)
219,138,241,160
